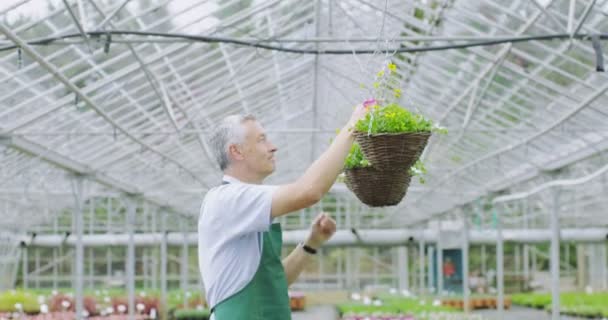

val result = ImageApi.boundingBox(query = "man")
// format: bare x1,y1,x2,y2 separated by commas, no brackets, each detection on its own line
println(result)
198,105,367,320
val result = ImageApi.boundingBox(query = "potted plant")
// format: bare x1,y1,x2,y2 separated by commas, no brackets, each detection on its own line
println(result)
344,143,413,207
343,62,445,206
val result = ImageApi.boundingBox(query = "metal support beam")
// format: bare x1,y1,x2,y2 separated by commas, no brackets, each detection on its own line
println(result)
436,220,443,295
497,208,505,319
125,196,136,320
397,246,409,291
22,245,28,289
462,211,470,313
160,210,168,320
550,189,561,320
180,218,189,303
576,244,585,289
531,0,565,31
0,23,206,198
419,235,425,294
481,245,486,275
71,176,85,320
427,245,434,292
567,0,577,36
95,0,132,30
106,248,112,286
53,248,58,289
61,0,93,52
310,0,321,163
573,0,597,36
34,248,40,288
89,248,94,289
598,241,608,291
515,244,521,277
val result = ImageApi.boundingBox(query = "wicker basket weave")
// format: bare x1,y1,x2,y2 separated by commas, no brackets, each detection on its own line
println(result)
344,166,412,207
353,131,431,170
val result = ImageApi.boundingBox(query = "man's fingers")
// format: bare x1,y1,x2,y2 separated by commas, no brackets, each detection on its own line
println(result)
320,216,336,234
312,212,325,225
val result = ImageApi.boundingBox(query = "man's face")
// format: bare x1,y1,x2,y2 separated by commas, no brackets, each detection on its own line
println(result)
239,120,277,177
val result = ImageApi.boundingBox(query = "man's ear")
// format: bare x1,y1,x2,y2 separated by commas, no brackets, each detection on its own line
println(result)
228,144,244,161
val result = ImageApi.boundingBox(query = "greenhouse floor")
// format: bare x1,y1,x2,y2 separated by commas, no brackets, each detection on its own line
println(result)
292,305,339,320
475,306,586,320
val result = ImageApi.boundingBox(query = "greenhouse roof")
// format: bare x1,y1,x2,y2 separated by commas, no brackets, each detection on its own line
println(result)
0,0,607,232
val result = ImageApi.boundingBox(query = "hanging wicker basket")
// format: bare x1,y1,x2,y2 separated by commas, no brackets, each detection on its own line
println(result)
353,131,431,170
344,166,412,207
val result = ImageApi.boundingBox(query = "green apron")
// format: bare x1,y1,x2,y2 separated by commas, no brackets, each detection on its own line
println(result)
212,223,292,320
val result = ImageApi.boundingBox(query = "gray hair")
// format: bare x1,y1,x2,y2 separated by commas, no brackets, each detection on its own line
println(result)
209,114,257,171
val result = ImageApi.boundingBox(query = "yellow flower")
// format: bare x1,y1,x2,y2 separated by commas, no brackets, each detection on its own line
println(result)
373,82,380,88
394,88,402,98
388,62,397,72
377,70,384,78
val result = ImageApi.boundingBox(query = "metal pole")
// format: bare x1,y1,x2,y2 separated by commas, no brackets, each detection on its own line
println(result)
436,220,444,295
126,196,136,320
72,177,85,320
53,248,58,290
320,248,325,289
419,236,425,294
180,218,189,306
523,200,530,287
143,248,148,290
550,189,561,320
89,248,94,288
310,0,321,162
481,245,487,275
337,246,343,287
462,211,470,313
496,208,505,319
35,248,40,289
515,244,521,279
523,243,530,287
373,248,379,286
345,247,353,289
599,241,608,290
565,243,571,276
576,244,586,290
397,246,409,291
532,244,537,273
160,210,168,320
22,245,28,289
427,246,434,292
106,248,112,283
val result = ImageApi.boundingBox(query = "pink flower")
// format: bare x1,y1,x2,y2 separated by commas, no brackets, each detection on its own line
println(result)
363,99,377,108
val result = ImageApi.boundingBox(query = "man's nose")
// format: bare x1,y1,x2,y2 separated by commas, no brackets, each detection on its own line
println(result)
269,142,278,153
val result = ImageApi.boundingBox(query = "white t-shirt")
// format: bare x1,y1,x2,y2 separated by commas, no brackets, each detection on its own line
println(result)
198,175,278,309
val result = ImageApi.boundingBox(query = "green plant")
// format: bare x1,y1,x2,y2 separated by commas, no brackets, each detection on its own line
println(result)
344,143,371,169
0,290,40,313
343,62,446,183
338,296,457,316
409,159,427,184
512,292,608,317
173,308,210,320
355,103,435,134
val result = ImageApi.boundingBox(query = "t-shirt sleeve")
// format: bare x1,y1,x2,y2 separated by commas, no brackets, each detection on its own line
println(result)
217,184,278,236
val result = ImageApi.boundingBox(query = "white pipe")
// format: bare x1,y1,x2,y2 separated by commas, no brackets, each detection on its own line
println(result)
20,228,608,247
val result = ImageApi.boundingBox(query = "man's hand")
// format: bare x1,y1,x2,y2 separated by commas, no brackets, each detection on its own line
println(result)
346,103,368,132
305,212,337,249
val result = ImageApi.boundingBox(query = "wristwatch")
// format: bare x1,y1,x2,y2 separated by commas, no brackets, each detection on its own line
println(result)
300,242,318,255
